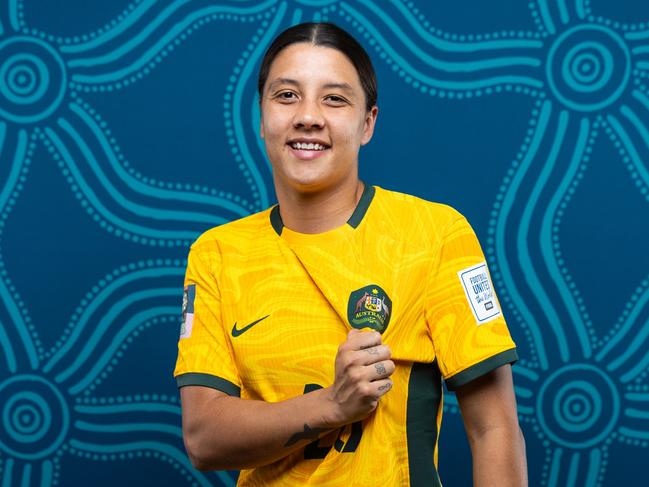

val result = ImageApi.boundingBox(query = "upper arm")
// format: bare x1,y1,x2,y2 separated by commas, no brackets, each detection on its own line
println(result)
454,364,520,441
425,215,518,387
180,385,229,433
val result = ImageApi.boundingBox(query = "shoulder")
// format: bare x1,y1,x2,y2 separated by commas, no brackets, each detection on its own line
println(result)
190,207,275,258
370,186,467,246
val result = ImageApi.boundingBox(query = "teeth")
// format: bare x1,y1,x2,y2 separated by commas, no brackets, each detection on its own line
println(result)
291,142,327,151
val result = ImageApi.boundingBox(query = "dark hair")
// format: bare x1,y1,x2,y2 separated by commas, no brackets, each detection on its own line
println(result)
258,22,377,111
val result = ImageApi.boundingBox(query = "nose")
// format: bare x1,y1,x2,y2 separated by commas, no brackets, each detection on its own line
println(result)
293,98,324,130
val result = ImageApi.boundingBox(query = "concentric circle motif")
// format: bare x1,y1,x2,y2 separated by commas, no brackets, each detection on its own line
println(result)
537,364,620,449
546,25,630,112
0,36,67,124
0,375,70,460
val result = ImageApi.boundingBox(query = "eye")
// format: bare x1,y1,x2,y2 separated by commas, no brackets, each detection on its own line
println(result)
325,95,347,105
277,91,297,102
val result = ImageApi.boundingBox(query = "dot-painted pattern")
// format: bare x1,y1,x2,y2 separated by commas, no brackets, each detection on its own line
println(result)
1,0,648,485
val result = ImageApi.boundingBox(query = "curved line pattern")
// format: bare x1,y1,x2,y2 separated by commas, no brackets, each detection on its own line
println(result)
627,30,649,41
387,0,543,52
351,0,542,72
557,0,569,25
517,110,571,363
61,0,178,54
339,3,544,90
70,2,277,84
67,1,276,65
536,0,556,35
41,460,53,487
74,403,181,415
44,127,200,240
8,0,19,32
597,285,649,362
232,2,288,210
68,102,249,217
495,101,553,370
545,448,604,487
539,117,592,360
607,114,649,193
618,427,649,439
74,421,182,437
67,306,178,394
0,128,38,371
57,118,222,224
54,290,178,385
43,266,183,373
68,440,231,487
1,458,14,487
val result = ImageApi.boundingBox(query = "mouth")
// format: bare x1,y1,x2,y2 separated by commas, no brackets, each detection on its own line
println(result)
286,140,331,160
287,141,330,151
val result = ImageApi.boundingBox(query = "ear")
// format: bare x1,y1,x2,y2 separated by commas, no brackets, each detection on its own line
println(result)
360,106,378,146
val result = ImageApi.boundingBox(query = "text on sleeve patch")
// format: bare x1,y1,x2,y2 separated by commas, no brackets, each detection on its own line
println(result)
457,262,502,324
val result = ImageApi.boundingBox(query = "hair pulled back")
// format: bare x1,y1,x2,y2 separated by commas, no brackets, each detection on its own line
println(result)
258,22,377,111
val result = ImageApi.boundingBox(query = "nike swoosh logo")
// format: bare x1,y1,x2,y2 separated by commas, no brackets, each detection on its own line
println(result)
231,315,270,337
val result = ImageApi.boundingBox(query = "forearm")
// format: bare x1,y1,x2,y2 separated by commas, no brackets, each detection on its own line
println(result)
182,387,337,471
468,424,527,487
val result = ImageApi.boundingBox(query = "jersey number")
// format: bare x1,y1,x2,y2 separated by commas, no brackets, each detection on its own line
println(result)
302,384,363,459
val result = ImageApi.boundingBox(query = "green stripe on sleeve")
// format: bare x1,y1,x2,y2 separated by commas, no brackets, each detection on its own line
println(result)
175,372,241,397
406,361,443,487
445,348,518,391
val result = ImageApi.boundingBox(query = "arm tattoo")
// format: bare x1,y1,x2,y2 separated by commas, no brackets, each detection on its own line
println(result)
374,363,387,376
284,423,328,447
378,382,391,392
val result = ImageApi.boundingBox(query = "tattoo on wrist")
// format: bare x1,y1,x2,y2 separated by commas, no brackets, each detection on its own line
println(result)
374,363,387,375
284,423,327,447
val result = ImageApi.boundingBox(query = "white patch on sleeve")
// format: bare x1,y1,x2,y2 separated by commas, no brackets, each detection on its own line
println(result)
458,262,502,325
180,313,194,339
180,284,195,339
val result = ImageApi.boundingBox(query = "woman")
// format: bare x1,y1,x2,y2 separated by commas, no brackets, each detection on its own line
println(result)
174,22,527,486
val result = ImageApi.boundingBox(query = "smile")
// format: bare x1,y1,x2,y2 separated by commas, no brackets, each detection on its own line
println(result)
289,142,329,151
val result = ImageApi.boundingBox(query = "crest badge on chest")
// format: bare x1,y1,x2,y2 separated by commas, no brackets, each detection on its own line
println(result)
347,284,392,334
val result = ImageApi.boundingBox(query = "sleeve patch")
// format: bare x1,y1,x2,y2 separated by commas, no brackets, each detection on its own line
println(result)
180,284,196,339
457,262,501,325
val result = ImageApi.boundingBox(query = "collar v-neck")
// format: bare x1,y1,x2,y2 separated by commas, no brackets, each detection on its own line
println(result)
269,184,376,245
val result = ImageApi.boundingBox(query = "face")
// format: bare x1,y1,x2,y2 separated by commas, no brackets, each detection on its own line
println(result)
260,43,378,194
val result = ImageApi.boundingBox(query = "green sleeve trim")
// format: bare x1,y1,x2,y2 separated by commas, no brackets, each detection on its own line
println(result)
175,373,241,397
445,348,518,391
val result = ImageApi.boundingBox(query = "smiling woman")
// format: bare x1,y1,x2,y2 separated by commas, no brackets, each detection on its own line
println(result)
173,22,527,487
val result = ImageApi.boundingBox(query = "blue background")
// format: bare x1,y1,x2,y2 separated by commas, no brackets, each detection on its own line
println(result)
1,0,648,485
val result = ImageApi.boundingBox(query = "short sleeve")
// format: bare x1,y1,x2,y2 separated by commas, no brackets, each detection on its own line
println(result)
425,216,517,391
173,241,242,396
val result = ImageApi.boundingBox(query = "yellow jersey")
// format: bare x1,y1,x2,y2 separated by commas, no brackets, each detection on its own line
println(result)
174,185,517,486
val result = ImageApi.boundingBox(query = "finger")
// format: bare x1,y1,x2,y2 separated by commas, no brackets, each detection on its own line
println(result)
353,345,391,366
369,360,395,381
373,378,393,398
347,330,382,350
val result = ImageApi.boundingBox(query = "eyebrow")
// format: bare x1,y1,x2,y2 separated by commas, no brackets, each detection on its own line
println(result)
267,78,355,94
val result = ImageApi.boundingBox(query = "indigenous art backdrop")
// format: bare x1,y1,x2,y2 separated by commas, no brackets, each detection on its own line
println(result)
0,0,648,485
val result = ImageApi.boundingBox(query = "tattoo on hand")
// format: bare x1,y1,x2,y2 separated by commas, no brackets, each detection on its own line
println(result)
378,382,391,392
363,347,379,355
374,363,387,375
284,423,327,447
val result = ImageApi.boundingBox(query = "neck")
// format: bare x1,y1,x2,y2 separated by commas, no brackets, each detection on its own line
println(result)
275,178,365,234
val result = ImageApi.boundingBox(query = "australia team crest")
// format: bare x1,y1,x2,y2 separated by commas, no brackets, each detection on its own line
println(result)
347,285,392,334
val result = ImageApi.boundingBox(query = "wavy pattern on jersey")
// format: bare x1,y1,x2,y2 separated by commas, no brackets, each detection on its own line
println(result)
1,0,648,485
